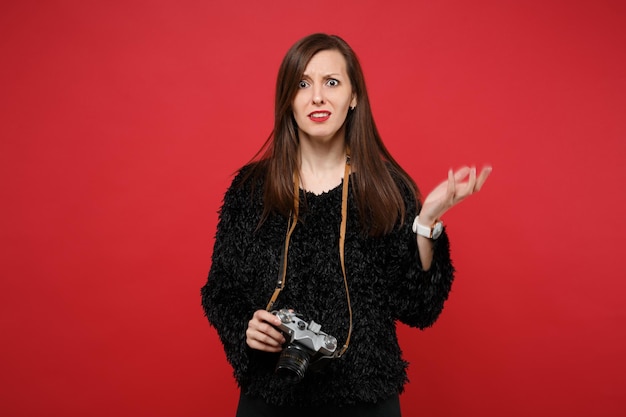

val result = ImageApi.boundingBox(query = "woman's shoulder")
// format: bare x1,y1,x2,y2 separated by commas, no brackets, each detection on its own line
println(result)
219,161,267,217
230,160,268,190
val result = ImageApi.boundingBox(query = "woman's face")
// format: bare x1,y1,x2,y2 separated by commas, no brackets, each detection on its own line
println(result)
292,49,357,145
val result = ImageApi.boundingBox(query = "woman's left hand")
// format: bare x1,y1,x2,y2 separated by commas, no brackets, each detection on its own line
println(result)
418,166,492,225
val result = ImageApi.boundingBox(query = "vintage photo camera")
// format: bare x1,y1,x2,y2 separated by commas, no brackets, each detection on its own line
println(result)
271,309,338,383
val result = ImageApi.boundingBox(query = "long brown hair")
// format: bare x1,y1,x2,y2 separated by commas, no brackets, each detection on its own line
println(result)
245,33,420,236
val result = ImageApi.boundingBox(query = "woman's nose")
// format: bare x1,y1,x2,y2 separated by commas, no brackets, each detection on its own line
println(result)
312,85,324,104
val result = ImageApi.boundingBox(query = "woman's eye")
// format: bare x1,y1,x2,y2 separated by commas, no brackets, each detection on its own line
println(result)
326,79,339,87
298,80,309,88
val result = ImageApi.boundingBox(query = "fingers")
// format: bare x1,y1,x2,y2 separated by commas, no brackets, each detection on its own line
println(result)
474,166,492,192
450,165,492,203
453,166,471,181
254,309,282,326
246,309,286,352
422,165,492,221
462,166,477,197
446,168,456,202
445,166,473,203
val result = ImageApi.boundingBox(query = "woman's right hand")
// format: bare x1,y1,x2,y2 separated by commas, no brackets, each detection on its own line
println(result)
246,309,286,352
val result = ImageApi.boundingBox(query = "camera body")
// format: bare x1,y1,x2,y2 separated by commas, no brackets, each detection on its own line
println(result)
271,309,338,383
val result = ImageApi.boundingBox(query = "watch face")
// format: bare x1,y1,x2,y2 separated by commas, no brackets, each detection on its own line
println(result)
432,222,443,239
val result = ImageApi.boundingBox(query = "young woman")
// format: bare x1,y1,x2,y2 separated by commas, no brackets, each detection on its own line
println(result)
201,33,491,417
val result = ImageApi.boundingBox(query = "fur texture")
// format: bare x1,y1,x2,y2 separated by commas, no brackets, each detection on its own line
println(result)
201,164,455,407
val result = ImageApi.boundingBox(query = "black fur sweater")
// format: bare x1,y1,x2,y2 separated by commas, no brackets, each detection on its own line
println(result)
201,164,455,407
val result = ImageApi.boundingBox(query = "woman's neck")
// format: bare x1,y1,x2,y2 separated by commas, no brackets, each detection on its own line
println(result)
298,140,348,195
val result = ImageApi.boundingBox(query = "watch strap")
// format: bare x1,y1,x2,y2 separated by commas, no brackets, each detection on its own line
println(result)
412,216,443,239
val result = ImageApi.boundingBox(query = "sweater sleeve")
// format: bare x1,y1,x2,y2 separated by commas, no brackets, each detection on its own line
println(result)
385,182,456,329
200,168,261,382
391,228,455,329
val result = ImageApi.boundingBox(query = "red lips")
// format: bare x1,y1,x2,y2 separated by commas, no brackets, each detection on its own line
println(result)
308,111,331,122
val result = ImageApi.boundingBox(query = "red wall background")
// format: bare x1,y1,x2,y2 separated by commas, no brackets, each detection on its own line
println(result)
1,1,624,416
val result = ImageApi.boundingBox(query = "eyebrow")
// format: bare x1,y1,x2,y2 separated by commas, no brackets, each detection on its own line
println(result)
302,72,343,78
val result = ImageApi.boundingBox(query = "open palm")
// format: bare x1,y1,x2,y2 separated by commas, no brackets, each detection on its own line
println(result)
419,166,492,224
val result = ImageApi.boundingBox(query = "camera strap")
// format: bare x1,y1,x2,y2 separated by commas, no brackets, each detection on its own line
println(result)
265,155,353,358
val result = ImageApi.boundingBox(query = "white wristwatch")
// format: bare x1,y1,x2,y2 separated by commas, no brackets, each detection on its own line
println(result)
412,216,443,240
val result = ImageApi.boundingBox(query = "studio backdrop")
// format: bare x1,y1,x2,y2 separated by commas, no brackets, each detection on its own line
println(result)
1,1,624,416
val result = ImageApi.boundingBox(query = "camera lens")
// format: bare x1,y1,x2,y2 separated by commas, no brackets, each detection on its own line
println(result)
275,344,310,383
